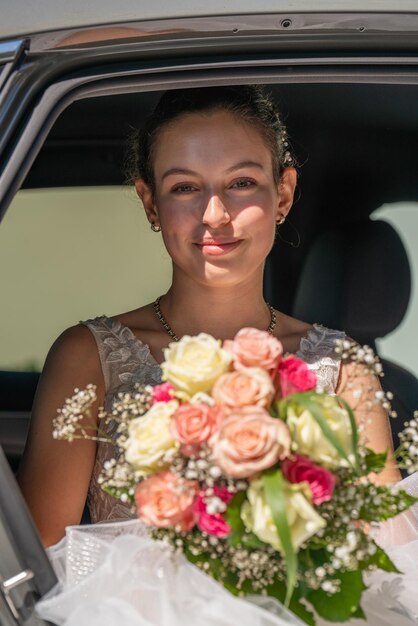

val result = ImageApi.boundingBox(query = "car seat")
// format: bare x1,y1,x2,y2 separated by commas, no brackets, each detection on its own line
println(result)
0,371,40,471
292,219,418,450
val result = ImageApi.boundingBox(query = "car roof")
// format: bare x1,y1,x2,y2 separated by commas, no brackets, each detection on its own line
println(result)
1,0,418,40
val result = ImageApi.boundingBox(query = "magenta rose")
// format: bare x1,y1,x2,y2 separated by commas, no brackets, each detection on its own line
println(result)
152,382,175,403
194,486,233,537
282,455,336,505
278,356,317,398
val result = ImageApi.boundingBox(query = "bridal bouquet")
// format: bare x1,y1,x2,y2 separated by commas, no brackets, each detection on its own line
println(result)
53,329,418,625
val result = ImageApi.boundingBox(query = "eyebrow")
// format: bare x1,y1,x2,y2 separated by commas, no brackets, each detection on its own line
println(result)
161,161,265,181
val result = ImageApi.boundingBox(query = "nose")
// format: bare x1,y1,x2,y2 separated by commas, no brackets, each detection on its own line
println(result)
202,193,231,228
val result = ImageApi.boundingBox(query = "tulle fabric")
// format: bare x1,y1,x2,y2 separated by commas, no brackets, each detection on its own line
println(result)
36,474,418,626
36,520,304,626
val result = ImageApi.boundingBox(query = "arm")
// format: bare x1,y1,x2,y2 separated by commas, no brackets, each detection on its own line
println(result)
17,324,105,547
336,360,401,485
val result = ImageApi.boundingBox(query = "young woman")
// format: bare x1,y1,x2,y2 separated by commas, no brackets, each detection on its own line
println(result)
18,85,399,548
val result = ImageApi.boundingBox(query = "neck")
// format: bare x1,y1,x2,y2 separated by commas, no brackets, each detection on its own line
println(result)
158,273,273,341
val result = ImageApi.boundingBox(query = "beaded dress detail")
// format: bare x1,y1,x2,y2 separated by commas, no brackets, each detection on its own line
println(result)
81,317,345,524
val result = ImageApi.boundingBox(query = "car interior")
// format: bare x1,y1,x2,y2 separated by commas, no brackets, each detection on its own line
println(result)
2,81,418,477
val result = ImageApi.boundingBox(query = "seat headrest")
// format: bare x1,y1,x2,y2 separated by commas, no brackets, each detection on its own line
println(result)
292,220,411,344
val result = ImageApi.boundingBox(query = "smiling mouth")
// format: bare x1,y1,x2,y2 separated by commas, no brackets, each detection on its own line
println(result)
194,240,242,256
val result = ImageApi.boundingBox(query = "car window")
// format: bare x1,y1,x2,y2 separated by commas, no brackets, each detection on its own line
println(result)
0,186,171,371
373,202,418,375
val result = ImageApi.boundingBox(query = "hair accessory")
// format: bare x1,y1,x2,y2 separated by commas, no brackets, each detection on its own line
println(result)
153,296,277,342
150,222,161,232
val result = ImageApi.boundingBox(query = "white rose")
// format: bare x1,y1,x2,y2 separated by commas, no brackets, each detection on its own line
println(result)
124,400,179,475
286,396,354,468
241,478,325,552
161,333,232,397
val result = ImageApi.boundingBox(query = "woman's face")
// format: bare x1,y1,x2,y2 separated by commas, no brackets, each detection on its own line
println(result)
137,110,296,289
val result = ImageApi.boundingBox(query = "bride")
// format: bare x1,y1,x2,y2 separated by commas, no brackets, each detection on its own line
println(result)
17,85,416,625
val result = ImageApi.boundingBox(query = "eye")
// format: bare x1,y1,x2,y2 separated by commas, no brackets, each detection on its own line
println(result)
171,184,197,194
230,178,256,189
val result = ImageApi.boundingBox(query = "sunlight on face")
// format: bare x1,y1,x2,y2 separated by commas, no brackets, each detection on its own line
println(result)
151,110,282,289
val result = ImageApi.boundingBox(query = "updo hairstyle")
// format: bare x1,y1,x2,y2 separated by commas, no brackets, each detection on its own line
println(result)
127,85,294,194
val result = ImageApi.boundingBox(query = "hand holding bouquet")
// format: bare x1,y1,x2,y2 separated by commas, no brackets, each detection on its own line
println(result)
53,328,418,625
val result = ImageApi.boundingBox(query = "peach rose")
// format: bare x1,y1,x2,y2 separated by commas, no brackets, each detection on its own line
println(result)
170,403,223,453
212,367,274,412
209,406,291,478
223,327,283,373
135,471,199,531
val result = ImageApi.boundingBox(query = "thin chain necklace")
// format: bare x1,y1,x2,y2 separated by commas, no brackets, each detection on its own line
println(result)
153,295,277,342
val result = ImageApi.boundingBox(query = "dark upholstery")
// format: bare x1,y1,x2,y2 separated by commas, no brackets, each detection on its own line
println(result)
292,219,418,449
0,371,40,410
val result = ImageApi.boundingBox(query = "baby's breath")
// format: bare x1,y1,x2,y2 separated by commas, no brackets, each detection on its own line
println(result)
52,385,109,442
397,412,418,474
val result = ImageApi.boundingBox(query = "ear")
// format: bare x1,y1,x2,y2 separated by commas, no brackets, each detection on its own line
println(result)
134,179,159,226
276,167,297,222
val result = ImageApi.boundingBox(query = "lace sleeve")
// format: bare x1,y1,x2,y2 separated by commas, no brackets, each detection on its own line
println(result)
297,324,346,394
80,316,162,411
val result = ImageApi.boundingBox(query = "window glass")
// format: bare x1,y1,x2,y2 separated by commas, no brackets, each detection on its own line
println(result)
372,202,418,375
0,187,172,371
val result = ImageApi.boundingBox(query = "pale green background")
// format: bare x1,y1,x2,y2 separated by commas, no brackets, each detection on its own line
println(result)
0,187,172,370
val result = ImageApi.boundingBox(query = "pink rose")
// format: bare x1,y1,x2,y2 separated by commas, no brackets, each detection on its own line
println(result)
152,382,175,403
209,406,291,478
170,404,223,456
223,327,283,373
278,356,317,398
195,486,233,538
212,367,274,412
282,455,336,505
135,471,199,531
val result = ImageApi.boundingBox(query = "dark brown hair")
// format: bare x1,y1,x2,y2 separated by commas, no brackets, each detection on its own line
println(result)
127,85,294,193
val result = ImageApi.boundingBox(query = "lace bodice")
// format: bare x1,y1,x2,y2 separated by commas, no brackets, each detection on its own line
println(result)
81,316,345,524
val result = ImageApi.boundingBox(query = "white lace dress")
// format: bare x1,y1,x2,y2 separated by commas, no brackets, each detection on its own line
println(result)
35,318,418,626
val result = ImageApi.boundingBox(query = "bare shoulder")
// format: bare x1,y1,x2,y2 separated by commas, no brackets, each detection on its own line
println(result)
111,303,157,334
276,311,313,354
47,323,100,369
40,323,105,398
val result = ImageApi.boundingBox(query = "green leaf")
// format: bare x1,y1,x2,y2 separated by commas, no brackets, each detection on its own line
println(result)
262,469,297,607
276,399,288,420
266,580,316,626
289,393,360,474
363,448,388,474
362,543,400,574
307,570,366,622
225,491,247,545
337,395,361,473
350,605,366,619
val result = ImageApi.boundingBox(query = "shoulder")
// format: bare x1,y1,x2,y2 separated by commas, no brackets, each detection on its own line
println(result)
48,323,99,362
110,303,158,335
43,323,104,391
275,311,313,354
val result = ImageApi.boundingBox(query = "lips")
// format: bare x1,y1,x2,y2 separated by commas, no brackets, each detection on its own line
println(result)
194,239,242,256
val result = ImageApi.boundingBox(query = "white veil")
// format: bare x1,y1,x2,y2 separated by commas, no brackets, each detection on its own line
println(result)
36,473,418,626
